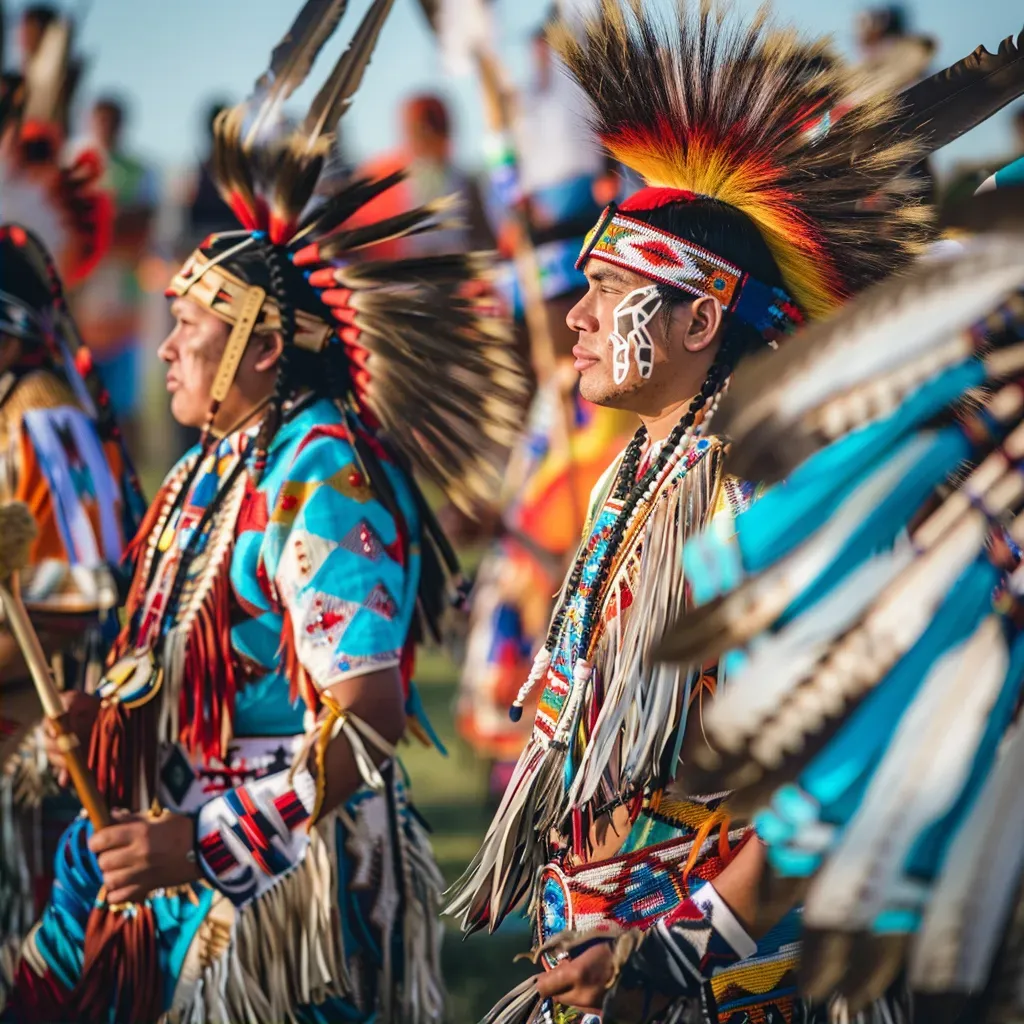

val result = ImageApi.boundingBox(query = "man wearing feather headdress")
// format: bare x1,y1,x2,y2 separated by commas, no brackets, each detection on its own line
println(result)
0,1,524,1022
446,3,1024,1023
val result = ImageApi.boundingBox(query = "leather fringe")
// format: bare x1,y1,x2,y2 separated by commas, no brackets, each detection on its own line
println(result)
75,899,163,1024
88,699,157,811
164,784,444,1023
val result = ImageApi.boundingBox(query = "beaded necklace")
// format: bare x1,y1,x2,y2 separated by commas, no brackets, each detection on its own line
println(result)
510,386,723,725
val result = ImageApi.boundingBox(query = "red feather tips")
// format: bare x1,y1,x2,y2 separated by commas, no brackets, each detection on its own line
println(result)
269,212,297,246
321,288,353,308
620,187,698,212
330,306,357,326
227,193,260,232
292,242,321,267
339,327,364,352
307,267,340,288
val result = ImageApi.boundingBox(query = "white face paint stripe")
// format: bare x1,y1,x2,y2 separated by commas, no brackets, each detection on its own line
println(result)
610,285,664,385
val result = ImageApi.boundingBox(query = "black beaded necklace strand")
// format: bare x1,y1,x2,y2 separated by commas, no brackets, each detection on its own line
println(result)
544,353,734,669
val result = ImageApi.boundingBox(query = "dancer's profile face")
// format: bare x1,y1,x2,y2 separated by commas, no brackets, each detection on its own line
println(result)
159,297,230,427
566,263,658,406
566,260,722,413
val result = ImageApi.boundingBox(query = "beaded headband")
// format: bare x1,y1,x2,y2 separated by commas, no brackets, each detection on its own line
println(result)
167,246,333,354
578,204,804,344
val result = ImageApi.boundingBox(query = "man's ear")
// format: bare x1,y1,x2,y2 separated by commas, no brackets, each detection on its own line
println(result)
251,330,284,374
681,296,724,354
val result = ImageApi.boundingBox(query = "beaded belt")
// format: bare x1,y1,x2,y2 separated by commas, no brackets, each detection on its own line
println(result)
157,735,302,815
537,836,703,969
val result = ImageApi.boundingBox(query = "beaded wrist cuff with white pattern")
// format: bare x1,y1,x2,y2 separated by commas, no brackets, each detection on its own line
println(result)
194,767,317,907
613,881,757,996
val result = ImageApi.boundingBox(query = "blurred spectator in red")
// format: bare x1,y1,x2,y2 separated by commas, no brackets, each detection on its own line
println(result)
346,92,491,260
70,96,158,452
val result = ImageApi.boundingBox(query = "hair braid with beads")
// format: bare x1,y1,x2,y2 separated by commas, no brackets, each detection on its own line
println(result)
250,245,296,479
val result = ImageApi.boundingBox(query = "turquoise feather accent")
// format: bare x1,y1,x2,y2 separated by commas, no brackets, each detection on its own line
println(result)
778,427,975,623
681,360,985,604
405,681,448,756
875,908,922,934
802,560,997,810
736,359,985,575
905,621,1024,880
761,559,999,880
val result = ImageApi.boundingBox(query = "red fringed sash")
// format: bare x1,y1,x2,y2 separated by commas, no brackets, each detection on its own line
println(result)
179,563,237,758
280,603,318,712
88,699,157,811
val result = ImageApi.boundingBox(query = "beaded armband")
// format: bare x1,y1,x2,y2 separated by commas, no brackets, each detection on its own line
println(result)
613,882,757,996
195,700,397,907
194,767,317,907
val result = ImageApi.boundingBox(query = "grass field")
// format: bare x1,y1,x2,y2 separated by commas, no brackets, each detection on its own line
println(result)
401,649,535,1023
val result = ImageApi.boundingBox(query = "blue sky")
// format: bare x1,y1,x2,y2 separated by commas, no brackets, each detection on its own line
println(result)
16,0,1024,177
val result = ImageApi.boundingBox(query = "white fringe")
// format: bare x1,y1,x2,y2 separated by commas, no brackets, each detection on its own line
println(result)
165,782,444,1024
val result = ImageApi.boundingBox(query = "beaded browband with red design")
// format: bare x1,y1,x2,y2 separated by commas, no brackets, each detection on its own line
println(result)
578,191,805,345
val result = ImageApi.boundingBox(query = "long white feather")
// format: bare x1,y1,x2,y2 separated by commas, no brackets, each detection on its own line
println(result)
725,235,1024,442
713,538,914,742
802,618,1008,931
742,510,990,772
911,720,1024,993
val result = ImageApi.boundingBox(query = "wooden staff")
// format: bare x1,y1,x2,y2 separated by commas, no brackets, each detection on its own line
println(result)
416,0,583,523
0,501,109,829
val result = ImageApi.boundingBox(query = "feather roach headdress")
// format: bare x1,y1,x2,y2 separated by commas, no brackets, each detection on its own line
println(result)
165,0,525,515
554,1,1024,331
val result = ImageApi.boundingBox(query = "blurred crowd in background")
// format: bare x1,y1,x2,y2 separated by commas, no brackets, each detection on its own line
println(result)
4,0,1024,814
6,1,1023,481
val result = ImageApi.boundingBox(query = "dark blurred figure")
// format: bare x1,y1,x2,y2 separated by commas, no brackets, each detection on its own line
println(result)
18,4,81,135
852,5,937,203
182,99,237,253
854,5,936,96
490,16,615,346
453,14,635,801
70,96,158,454
347,92,492,259
18,4,58,62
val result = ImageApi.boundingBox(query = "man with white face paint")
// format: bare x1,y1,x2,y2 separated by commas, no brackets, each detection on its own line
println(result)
442,1,991,1021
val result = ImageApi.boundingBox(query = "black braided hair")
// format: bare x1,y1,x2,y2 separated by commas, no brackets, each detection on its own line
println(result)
250,245,297,480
